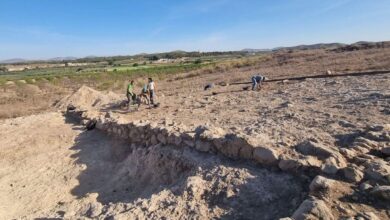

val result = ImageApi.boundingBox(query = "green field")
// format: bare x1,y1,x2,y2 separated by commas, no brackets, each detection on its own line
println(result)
0,53,266,90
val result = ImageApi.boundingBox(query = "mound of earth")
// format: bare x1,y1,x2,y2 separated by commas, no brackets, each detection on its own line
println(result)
56,85,122,110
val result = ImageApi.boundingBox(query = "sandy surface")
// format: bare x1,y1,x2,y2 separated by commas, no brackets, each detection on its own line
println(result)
0,112,307,219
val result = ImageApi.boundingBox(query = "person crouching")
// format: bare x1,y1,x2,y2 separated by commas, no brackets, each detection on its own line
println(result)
251,75,266,90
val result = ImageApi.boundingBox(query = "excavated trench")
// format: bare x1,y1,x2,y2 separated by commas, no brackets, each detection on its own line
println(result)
68,127,308,219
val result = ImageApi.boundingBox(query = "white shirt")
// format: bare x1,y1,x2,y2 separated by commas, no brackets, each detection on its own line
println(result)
148,81,155,90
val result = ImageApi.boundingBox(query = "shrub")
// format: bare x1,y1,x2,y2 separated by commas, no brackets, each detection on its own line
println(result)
148,55,159,61
194,59,202,64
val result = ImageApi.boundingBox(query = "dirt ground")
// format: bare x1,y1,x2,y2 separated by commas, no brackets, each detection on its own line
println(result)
1,47,390,219
0,112,307,219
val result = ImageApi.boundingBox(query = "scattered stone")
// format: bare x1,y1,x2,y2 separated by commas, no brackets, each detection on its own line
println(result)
322,156,347,174
359,182,373,191
381,147,390,156
86,119,97,131
309,175,334,193
339,148,357,159
199,126,226,140
292,198,334,220
204,83,215,91
342,165,364,183
357,212,380,220
281,101,294,108
369,185,390,200
352,137,381,151
363,159,390,183
253,147,280,166
157,133,167,145
364,131,390,142
213,134,252,159
279,156,322,172
296,141,334,159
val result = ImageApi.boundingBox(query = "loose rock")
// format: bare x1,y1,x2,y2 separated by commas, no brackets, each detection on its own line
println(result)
253,147,280,166
369,185,390,200
292,198,335,220
342,165,364,183
309,175,334,193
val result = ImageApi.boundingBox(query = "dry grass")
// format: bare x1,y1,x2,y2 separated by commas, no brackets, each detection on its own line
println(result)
0,83,68,119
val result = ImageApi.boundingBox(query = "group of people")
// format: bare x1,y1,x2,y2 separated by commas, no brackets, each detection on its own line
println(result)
126,77,156,108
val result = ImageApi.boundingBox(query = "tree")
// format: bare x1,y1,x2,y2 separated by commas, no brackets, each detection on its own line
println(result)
194,59,202,64
133,63,139,67
148,55,159,61
0,66,7,72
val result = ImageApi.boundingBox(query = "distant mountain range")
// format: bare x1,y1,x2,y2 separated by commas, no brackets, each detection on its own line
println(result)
48,57,78,62
1,41,388,64
0,56,79,64
242,43,346,52
243,41,390,52
0,58,28,64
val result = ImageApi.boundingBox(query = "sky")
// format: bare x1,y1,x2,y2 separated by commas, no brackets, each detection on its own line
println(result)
0,0,390,60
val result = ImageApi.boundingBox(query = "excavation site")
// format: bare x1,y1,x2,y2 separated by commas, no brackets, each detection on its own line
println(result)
1,44,390,220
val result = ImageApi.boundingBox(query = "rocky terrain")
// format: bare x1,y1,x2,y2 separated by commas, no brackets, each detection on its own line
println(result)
0,48,389,219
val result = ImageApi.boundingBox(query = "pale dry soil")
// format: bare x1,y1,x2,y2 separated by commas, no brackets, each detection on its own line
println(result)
0,112,306,219
117,72,390,150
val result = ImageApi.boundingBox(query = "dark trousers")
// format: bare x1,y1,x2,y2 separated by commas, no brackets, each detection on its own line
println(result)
127,92,135,104
149,90,155,105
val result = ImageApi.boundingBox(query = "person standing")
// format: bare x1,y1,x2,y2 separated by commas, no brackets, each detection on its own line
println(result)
126,80,135,105
148,78,156,105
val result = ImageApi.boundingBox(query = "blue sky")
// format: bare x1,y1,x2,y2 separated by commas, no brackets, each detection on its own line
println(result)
0,0,389,60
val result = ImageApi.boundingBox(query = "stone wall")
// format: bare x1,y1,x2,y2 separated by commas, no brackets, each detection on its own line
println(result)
67,107,390,185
